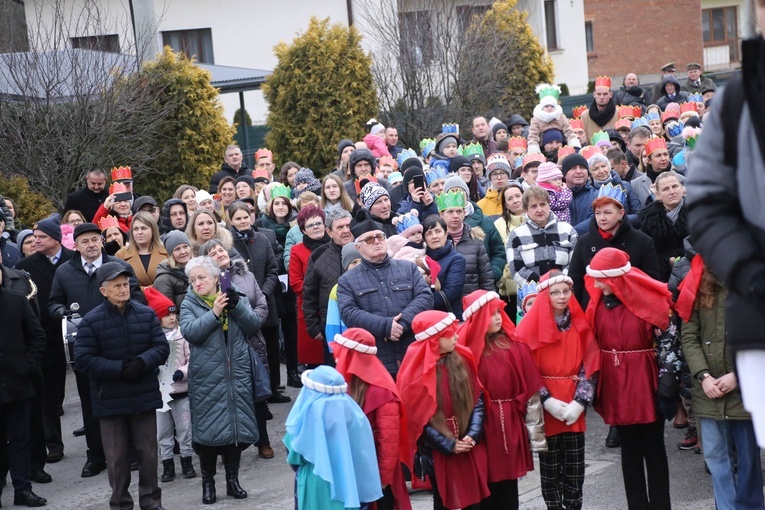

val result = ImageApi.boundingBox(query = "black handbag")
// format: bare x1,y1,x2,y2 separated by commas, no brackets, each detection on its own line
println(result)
248,344,272,403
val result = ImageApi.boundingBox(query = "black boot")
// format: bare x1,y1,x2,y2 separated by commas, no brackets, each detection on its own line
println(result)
199,450,217,504
287,370,303,388
605,426,620,448
14,488,47,507
180,456,197,479
161,459,175,482
223,449,247,499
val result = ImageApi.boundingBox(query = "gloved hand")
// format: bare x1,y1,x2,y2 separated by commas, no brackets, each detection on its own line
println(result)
561,401,585,426
225,288,240,310
172,370,184,382
122,358,145,382
656,395,677,421
542,397,568,422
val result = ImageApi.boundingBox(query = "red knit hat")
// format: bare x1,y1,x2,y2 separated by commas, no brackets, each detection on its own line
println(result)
144,287,176,319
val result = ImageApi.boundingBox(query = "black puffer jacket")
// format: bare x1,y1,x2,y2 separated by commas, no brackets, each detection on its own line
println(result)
656,75,690,110
209,162,251,194
229,227,280,327
159,198,187,235
74,299,169,418
0,287,46,404
152,260,188,309
302,241,343,338
638,200,689,282
452,224,494,297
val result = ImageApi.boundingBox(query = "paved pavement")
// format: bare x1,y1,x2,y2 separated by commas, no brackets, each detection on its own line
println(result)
10,368,763,509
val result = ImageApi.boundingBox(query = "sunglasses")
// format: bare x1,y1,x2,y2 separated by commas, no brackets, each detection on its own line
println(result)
360,233,386,245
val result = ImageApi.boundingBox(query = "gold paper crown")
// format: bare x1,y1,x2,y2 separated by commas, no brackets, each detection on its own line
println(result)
644,137,667,156
110,166,132,182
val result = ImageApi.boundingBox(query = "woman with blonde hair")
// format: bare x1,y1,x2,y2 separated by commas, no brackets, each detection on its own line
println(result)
115,211,168,287
321,174,354,214
185,208,233,256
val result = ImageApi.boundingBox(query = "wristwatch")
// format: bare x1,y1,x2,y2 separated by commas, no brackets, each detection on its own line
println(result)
698,372,711,383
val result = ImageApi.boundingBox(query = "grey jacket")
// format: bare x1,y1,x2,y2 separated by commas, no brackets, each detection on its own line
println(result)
337,256,434,376
180,285,261,447
229,260,269,364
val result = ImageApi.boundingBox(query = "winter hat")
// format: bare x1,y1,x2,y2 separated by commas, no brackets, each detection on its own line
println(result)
341,242,362,271
486,154,512,177
16,229,34,249
337,139,355,157
539,95,558,108
561,153,589,177
434,133,458,154
443,175,470,197
73,222,101,240
387,171,403,185
402,165,425,191
536,162,563,184
144,286,176,319
491,122,508,140
349,149,376,176
252,170,270,185
350,208,383,239
235,175,255,189
162,230,190,255
132,196,157,214
359,183,389,210
195,190,214,205
33,214,62,242
370,123,385,136
541,129,564,147
448,155,472,174
294,168,322,196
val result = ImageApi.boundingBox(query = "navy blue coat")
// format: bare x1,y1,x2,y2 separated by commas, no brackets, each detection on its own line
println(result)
569,184,599,235
427,244,466,319
74,299,169,419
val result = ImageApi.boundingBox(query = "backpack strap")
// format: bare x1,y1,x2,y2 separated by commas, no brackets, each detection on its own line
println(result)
722,73,745,169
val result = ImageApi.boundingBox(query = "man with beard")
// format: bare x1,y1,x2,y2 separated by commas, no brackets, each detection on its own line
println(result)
581,76,619,140
614,73,652,108
631,137,685,207
541,129,564,162
64,168,109,222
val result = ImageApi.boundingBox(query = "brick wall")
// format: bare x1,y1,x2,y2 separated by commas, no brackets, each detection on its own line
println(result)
584,0,703,83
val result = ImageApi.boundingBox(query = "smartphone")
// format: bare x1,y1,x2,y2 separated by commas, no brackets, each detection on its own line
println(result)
220,270,231,293
114,191,132,202
413,175,426,192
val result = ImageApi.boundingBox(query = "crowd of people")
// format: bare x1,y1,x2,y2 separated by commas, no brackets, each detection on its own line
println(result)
0,35,764,510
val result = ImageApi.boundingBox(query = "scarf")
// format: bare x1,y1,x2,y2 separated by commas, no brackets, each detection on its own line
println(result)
587,98,617,127
233,227,252,241
196,291,228,331
303,232,330,252
533,104,563,124
666,200,684,224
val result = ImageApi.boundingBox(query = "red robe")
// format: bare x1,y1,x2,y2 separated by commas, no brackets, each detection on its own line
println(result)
592,300,658,426
289,242,324,365
478,342,543,482
432,358,490,509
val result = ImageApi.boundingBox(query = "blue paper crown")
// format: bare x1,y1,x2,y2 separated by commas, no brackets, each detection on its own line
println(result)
518,281,539,304
667,120,685,138
688,93,703,103
425,160,450,185
596,182,627,205
442,123,459,134
397,148,419,168
396,211,421,234
631,117,649,129
645,112,660,122
421,141,436,158
514,155,524,169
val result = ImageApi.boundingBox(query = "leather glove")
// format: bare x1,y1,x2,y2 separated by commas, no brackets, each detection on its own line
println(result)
172,370,184,382
122,358,145,382
561,401,585,426
542,397,568,422
656,395,677,421
225,288,240,310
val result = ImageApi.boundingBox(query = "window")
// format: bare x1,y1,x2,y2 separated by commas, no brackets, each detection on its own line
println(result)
457,5,490,32
585,21,594,52
544,0,558,50
71,35,120,53
162,28,214,64
702,7,739,62
398,11,433,66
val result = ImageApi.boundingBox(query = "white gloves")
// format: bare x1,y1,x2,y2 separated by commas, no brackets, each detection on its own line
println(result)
561,401,585,426
543,397,568,422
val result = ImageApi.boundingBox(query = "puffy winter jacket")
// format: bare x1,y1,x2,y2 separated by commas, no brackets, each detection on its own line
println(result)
364,386,403,486
74,299,169,418
568,184,598,235
228,259,269,365
477,188,503,219
229,227,280,327
637,200,688,282
152,261,188,310
427,244,466,318
362,133,392,159
452,224,494,297
180,286,262,447
464,203,506,283
303,241,344,339
159,198,188,235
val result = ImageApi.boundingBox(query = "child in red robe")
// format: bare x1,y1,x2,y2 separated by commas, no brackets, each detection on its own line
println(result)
516,270,600,510
458,290,544,510
329,328,412,510
397,311,490,510
584,247,680,510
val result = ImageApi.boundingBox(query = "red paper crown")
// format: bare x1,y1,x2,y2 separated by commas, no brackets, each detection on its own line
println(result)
98,215,120,231
617,105,641,119
569,119,584,130
109,182,128,195
644,137,667,156
680,102,698,114
255,148,273,160
661,110,679,124
615,118,632,131
571,105,588,119
110,166,132,182
594,76,612,89
557,146,575,162
522,153,546,168
580,145,600,162
508,136,528,150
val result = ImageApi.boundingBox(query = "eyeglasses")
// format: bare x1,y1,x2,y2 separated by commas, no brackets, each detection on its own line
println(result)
305,221,324,230
67,218,84,225
549,288,572,298
360,233,386,245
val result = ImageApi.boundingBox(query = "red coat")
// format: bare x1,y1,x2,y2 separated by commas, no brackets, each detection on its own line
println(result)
592,301,658,426
289,243,325,365
92,205,131,233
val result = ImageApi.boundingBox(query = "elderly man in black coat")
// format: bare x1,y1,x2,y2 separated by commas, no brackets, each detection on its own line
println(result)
0,270,48,507
74,262,169,510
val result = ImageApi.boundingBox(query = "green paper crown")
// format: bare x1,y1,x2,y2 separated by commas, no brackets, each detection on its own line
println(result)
419,138,436,152
461,142,484,158
590,130,609,145
270,183,292,201
436,189,466,212
535,83,561,101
